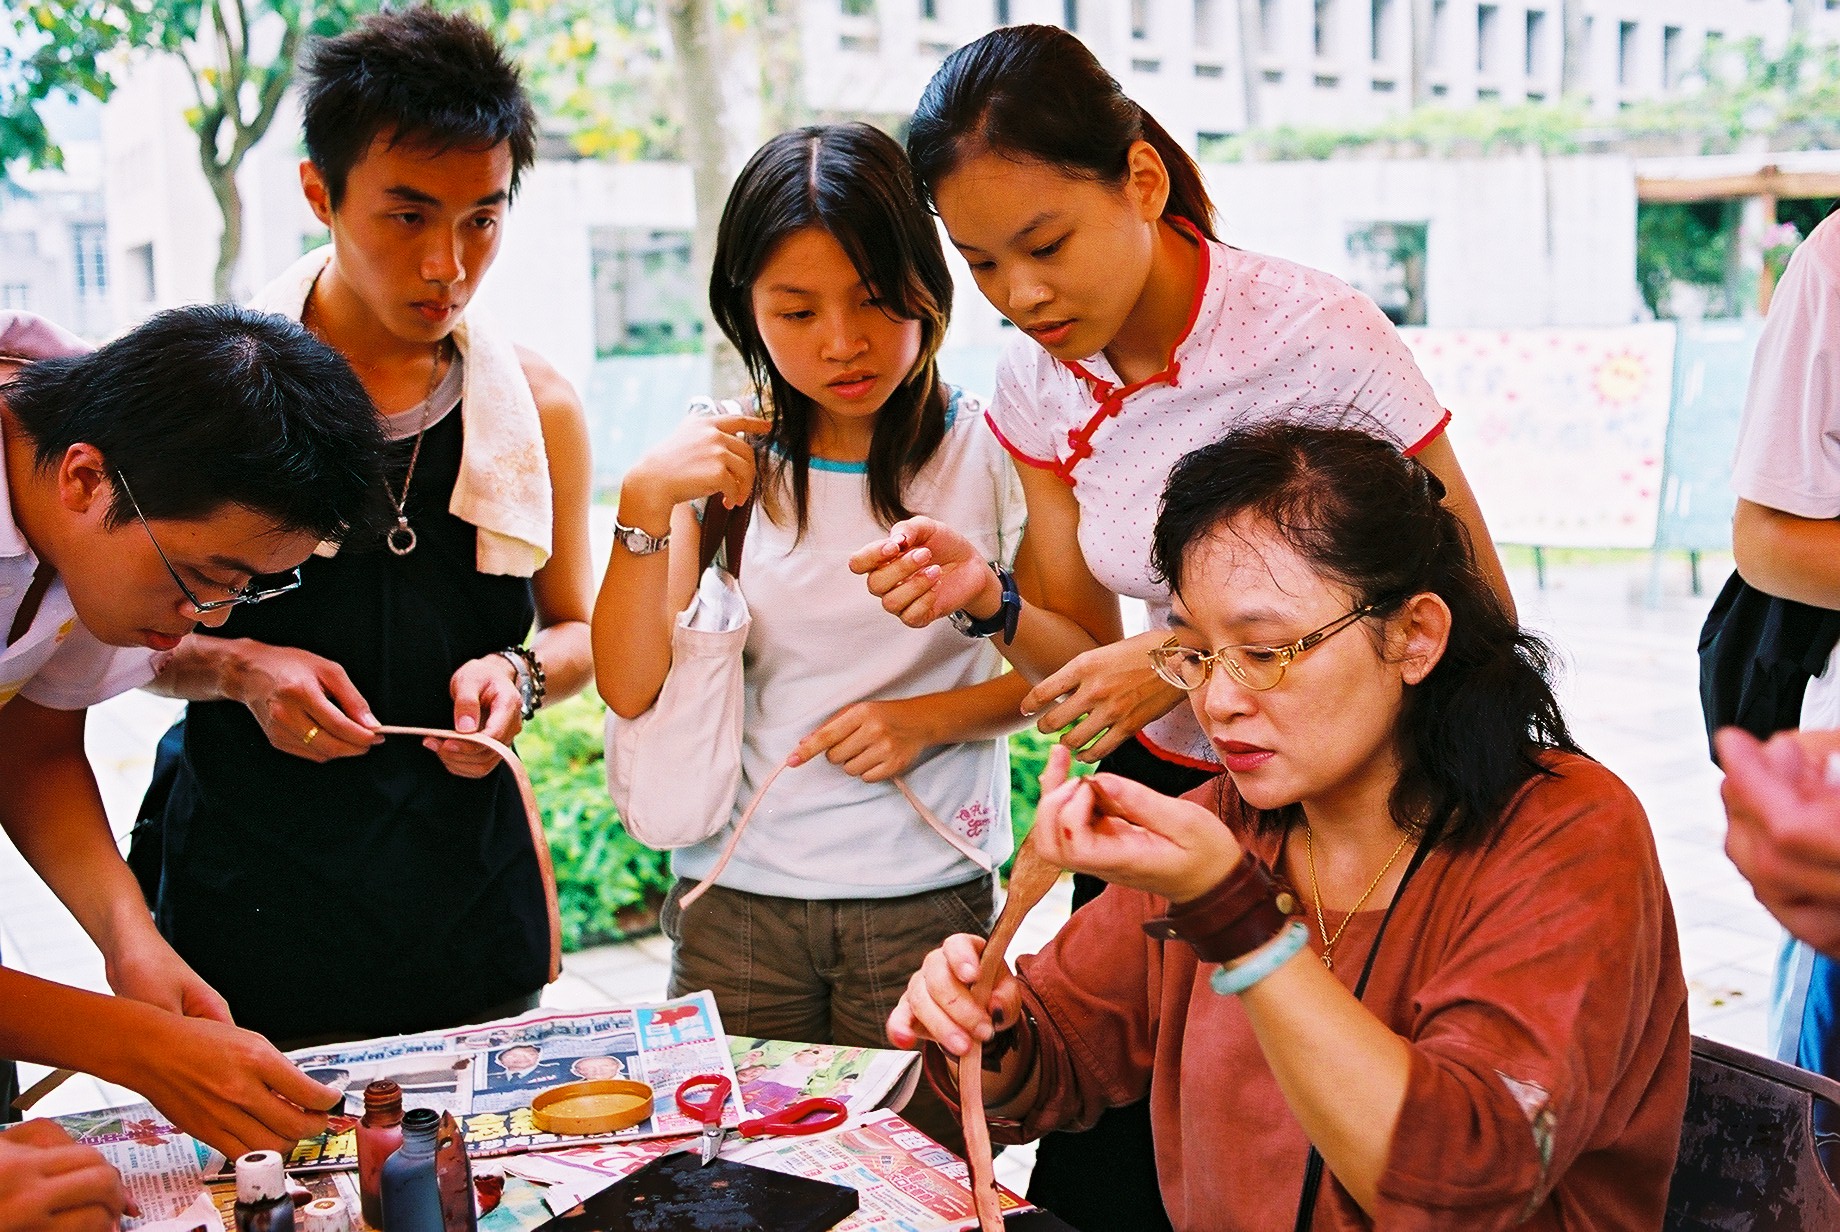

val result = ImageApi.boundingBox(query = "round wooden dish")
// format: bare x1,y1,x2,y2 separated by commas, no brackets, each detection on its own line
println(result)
529,1079,655,1135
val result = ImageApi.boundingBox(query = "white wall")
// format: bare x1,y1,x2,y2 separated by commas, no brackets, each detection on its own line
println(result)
1205,151,1641,327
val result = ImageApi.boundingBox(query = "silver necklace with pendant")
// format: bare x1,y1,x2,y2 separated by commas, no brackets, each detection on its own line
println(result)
385,341,453,557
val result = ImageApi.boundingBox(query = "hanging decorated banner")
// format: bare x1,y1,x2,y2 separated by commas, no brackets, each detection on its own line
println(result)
1401,324,1678,548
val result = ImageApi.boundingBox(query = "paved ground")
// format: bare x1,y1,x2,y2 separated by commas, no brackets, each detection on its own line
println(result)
0,552,1772,1194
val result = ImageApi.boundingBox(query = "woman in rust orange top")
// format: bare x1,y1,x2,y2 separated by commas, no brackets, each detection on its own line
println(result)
891,420,1690,1230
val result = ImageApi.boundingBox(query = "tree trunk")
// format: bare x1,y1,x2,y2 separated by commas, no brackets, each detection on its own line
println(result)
664,0,759,401
1559,0,1591,99
758,0,807,138
1235,0,1262,131
1408,0,1435,107
200,132,242,303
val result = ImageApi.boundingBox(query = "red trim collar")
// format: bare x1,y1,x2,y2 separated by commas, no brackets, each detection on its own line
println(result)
1050,217,1212,485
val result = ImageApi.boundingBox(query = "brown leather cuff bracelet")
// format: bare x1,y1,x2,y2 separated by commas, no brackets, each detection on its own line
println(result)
1141,850,1300,964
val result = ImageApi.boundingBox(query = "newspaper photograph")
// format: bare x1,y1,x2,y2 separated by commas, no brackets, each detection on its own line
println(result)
272,993,736,1173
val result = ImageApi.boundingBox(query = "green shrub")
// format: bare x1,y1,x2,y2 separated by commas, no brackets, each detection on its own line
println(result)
521,698,1096,948
519,695,672,951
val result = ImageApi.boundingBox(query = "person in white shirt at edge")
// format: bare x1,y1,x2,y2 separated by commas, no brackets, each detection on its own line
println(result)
1724,208,1840,1078
0,306,387,1230
848,25,1511,1232
594,124,1029,1153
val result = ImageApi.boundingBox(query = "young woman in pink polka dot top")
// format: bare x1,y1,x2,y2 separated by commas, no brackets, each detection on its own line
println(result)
849,25,1512,1231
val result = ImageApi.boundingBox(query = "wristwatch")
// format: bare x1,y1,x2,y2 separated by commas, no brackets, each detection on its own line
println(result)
949,562,1021,643
613,519,669,556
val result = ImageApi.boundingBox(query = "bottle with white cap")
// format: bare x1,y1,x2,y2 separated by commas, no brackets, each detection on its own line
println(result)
300,1197,354,1232
233,1150,296,1232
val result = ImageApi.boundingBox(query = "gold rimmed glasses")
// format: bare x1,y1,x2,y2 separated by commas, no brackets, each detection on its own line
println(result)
1149,603,1384,692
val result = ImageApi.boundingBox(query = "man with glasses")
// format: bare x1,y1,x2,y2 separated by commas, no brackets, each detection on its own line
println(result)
0,305,385,1216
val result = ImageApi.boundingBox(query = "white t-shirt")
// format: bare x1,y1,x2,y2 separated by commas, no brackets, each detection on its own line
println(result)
986,230,1450,767
0,316,160,712
1731,211,1840,728
673,389,1027,899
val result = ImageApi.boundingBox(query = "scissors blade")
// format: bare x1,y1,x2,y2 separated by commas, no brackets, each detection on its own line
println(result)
698,1125,725,1166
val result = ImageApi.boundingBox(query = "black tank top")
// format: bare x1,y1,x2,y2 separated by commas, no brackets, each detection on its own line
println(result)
153,403,547,1042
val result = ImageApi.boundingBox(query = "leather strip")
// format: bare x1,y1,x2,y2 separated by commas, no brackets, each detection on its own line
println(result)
677,754,996,912
377,725,562,984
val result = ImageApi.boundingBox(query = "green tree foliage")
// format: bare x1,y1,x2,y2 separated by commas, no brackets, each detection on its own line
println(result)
3,0,383,300
3,0,786,307
1635,201,1738,319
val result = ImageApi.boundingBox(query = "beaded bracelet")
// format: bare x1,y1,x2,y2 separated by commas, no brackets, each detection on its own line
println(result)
1210,919,1310,996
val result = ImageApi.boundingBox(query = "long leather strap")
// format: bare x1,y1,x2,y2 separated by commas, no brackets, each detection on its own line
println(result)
678,753,996,912
377,725,563,984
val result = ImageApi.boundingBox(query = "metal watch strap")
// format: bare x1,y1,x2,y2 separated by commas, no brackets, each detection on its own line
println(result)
613,518,669,556
499,645,545,720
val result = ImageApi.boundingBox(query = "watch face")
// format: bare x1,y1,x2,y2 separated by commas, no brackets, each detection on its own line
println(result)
947,610,976,635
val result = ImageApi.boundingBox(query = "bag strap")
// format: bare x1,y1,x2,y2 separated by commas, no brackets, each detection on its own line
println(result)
1291,832,1435,1232
695,496,754,579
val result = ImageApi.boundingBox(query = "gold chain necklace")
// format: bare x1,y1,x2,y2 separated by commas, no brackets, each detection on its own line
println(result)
1304,824,1414,971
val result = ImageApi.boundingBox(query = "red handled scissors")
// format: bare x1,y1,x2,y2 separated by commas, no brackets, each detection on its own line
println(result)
674,1073,848,1166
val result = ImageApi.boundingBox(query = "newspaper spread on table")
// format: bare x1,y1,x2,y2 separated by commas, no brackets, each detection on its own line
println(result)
490,1110,1029,1232
50,1104,217,1232
54,1009,928,1230
274,993,739,1173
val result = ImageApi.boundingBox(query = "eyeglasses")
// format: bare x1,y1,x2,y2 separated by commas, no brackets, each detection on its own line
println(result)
116,472,303,614
1149,603,1383,693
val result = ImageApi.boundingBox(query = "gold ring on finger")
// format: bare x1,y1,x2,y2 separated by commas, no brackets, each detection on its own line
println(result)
302,725,319,746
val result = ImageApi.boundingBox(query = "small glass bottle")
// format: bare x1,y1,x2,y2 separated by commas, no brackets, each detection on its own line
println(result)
233,1150,295,1232
380,1108,444,1232
357,1079,406,1228
299,1197,354,1232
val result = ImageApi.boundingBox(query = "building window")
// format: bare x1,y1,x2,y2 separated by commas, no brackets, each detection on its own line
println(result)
0,285,28,311
127,243,155,303
1346,221,1428,326
1259,0,1281,52
1617,21,1637,89
1662,25,1682,88
1314,0,1334,58
1064,0,1078,31
1134,58,1163,72
590,227,702,356
71,223,107,298
1524,9,1546,78
1195,0,1220,49
840,0,874,14
920,0,936,17
1429,0,1446,70
1476,4,1498,74
1370,0,1392,62
1195,61,1224,76
1132,0,1151,40
995,0,1010,24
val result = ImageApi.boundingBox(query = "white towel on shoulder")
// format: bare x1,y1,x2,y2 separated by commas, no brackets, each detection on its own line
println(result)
251,247,553,577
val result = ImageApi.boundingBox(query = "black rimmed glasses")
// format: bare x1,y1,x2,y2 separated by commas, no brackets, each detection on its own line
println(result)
116,472,303,614
1149,603,1385,693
